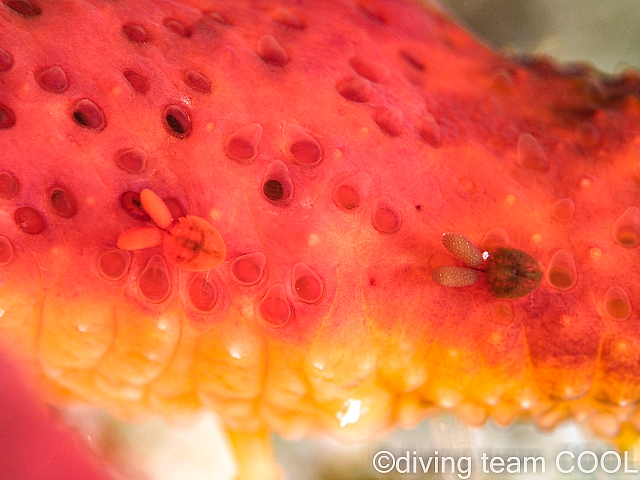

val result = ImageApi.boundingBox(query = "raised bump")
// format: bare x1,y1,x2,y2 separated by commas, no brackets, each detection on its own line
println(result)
552,198,575,223
115,148,147,173
371,197,401,234
262,160,293,206
292,263,323,304
484,247,542,299
14,206,44,234
72,99,106,131
0,48,13,71
0,171,18,199
123,24,149,43
271,7,304,29
432,266,479,287
349,55,389,83
257,34,288,66
164,215,226,272
418,113,441,147
184,70,212,93
117,226,164,250
163,105,191,138
36,66,68,92
0,103,16,129
98,249,131,281
357,1,387,23
333,173,372,213
337,77,371,103
546,250,578,290
4,0,40,16
123,70,149,93
231,252,266,286
283,124,322,166
375,107,403,137
49,187,77,218
163,18,191,37
138,255,171,303
612,207,640,248
206,11,227,24
399,48,425,71
0,236,13,266
604,286,632,321
517,133,549,172
333,173,371,213
140,188,173,229
441,233,483,267
224,123,263,163
258,284,291,327
163,198,185,226
188,272,218,312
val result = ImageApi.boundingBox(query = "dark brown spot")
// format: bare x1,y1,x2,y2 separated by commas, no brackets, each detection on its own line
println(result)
14,207,44,234
163,105,191,138
0,103,16,129
262,161,293,206
123,24,149,44
4,0,40,16
72,99,106,131
123,70,149,93
120,191,150,221
484,247,542,299
49,187,77,218
263,180,283,201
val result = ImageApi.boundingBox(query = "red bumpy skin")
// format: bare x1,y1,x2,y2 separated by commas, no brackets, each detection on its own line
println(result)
1,0,640,478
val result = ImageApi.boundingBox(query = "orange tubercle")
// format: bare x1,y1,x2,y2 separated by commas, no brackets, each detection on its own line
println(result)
117,226,164,250
140,188,173,230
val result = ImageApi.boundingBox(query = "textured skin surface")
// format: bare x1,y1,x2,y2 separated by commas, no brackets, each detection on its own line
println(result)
1,0,640,477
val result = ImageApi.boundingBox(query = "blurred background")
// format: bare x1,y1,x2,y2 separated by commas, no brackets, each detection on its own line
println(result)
438,0,640,74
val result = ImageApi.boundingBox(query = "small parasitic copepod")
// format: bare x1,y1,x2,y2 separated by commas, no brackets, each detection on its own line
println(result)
117,188,226,272
432,232,543,299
